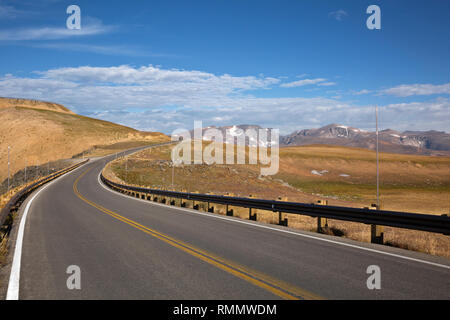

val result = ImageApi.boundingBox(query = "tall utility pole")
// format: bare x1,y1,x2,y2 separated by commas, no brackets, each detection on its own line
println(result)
376,106,380,209
25,158,27,184
7,146,11,191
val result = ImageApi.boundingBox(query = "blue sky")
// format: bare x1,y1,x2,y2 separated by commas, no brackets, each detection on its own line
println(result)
0,0,449,134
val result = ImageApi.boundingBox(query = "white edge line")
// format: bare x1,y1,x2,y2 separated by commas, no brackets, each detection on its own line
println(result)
97,173,450,271
6,163,88,300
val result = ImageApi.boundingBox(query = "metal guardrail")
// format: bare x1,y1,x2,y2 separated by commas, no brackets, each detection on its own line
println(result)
100,174,450,237
0,159,89,227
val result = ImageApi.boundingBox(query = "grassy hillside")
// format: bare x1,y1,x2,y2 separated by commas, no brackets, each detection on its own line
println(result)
103,142,450,257
276,145,450,214
0,97,169,184
105,142,450,214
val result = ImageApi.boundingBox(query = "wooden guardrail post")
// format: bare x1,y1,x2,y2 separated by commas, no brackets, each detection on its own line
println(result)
369,203,384,244
225,193,234,216
248,195,257,221
180,189,187,207
191,191,199,210
277,196,288,226
169,190,176,206
206,192,214,213
316,199,328,233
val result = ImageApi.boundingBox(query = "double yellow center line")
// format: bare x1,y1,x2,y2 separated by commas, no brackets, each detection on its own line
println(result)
73,168,322,300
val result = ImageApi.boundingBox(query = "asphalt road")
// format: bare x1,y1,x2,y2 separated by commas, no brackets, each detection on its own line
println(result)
6,149,450,299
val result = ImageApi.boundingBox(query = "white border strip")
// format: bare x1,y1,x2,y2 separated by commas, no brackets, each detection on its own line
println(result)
6,163,87,300
98,173,450,271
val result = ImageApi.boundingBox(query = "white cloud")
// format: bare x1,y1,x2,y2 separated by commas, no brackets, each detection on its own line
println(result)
0,65,448,134
382,83,450,97
328,10,348,21
280,78,326,88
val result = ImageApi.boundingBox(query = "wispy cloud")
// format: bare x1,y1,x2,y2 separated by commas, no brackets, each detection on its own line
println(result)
0,4,25,19
318,81,336,87
0,18,114,41
328,9,348,21
352,89,371,95
381,83,450,97
29,43,173,57
280,78,327,88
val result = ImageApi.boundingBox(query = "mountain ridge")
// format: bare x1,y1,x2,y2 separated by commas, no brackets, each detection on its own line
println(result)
180,123,450,155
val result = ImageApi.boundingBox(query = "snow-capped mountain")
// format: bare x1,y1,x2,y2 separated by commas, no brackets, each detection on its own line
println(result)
178,124,278,147
174,123,450,155
280,124,450,155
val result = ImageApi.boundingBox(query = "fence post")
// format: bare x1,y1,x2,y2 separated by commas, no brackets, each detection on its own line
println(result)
369,203,384,244
316,199,328,233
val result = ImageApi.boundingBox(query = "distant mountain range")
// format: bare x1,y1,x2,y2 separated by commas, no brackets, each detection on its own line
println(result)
178,124,277,147
280,124,450,155
177,123,450,155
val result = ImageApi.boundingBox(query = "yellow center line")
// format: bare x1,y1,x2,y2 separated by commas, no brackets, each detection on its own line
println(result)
73,167,323,300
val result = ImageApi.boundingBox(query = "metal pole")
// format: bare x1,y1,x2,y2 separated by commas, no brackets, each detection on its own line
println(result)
172,161,174,190
7,146,11,191
25,158,27,184
376,106,380,208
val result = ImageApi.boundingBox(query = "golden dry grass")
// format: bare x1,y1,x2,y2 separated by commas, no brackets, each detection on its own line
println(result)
0,98,170,184
103,142,450,258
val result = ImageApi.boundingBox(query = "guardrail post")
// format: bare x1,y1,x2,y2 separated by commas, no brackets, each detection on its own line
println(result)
248,195,257,221
180,189,187,207
277,196,288,226
206,192,214,212
169,191,176,205
192,191,199,210
225,193,234,216
369,204,384,244
316,200,328,233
